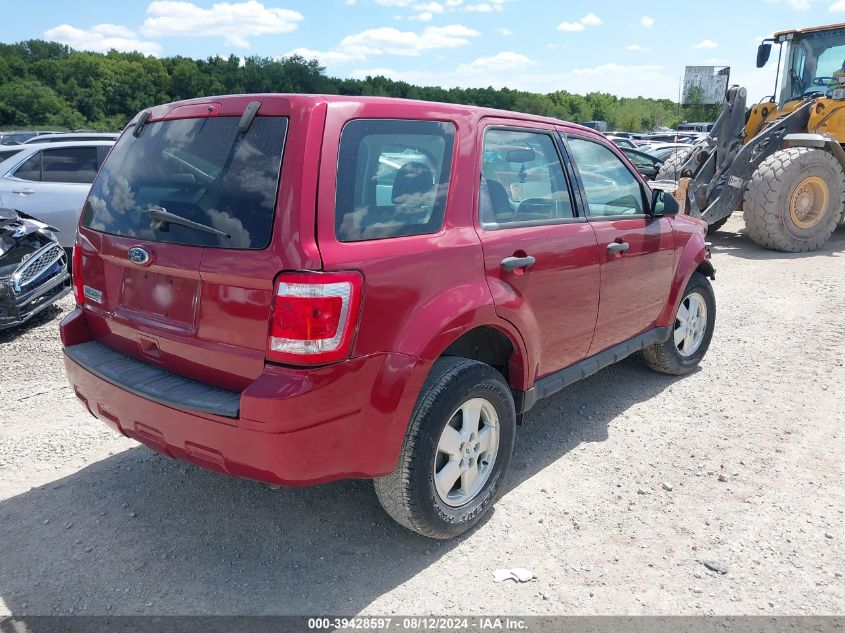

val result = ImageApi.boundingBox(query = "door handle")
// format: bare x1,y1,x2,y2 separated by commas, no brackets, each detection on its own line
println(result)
501,255,536,272
12,189,33,195
607,242,630,255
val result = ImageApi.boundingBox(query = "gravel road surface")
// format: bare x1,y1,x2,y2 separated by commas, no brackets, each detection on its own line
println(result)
0,215,843,615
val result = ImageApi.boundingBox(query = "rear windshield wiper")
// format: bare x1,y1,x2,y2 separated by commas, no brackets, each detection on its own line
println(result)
144,205,230,239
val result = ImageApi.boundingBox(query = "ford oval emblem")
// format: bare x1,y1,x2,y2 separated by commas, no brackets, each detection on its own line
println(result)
127,247,150,266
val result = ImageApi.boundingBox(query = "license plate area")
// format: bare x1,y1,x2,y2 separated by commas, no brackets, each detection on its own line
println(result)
119,268,199,328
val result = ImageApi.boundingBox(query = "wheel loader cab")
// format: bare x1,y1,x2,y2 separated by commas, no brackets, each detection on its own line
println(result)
750,23,845,142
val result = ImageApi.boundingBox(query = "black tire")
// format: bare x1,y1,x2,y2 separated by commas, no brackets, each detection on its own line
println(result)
641,272,716,376
655,147,694,182
707,217,730,234
743,147,845,252
374,357,516,539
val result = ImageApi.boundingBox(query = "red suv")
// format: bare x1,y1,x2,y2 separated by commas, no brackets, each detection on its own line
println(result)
61,95,715,538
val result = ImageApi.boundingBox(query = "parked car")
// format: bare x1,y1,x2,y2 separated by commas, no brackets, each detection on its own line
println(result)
0,207,71,330
0,146,26,163
606,135,638,149
0,131,58,145
0,140,115,250
620,146,664,180
61,95,716,539
22,132,120,144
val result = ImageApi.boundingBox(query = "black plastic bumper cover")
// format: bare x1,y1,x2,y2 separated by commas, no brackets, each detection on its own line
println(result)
64,341,242,418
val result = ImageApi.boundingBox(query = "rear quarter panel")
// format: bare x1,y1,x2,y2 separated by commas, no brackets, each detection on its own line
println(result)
314,100,531,389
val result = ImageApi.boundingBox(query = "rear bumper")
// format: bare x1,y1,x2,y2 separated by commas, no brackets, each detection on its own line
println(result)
61,308,429,486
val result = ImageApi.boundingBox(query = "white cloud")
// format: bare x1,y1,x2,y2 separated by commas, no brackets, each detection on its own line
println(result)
641,16,654,27
557,22,585,32
410,11,434,20
140,1,303,47
458,51,534,71
762,0,814,8
580,13,603,26
693,39,719,49
287,23,479,65
44,23,162,55
498,27,512,35
626,44,651,52
831,0,845,9
557,13,603,32
463,0,512,11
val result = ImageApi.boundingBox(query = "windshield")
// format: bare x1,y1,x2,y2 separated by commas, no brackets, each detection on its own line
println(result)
779,29,845,105
81,116,287,249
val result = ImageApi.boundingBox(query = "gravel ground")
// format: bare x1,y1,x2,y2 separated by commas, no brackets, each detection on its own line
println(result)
0,215,843,616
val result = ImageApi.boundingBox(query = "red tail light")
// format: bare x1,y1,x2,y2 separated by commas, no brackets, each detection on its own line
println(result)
267,271,363,365
72,244,85,305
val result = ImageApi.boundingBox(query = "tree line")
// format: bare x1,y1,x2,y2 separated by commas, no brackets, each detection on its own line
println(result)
0,39,703,133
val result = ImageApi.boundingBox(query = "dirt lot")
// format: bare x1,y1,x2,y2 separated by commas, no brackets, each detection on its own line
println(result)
0,215,843,616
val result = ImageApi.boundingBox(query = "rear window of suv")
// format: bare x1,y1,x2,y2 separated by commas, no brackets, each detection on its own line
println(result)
81,116,287,249
335,119,455,242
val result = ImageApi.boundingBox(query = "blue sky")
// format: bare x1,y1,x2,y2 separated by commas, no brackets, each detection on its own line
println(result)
0,0,839,101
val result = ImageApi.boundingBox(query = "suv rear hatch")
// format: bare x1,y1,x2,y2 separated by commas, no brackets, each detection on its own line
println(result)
75,97,324,392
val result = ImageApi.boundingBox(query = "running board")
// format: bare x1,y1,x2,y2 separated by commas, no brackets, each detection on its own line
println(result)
513,327,672,415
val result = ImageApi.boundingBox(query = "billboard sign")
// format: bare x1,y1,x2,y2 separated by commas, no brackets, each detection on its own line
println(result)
683,66,730,104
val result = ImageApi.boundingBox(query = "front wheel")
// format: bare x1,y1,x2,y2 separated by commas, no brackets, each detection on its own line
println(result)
374,357,516,539
641,272,716,375
743,147,845,252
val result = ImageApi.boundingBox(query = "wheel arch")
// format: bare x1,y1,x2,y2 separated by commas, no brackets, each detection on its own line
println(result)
656,231,712,327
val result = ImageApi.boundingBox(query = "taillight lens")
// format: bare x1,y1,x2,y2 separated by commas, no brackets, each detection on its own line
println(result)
267,271,363,365
72,244,85,305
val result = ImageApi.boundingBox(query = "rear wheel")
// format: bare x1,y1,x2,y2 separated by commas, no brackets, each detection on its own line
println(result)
743,147,845,252
374,357,516,539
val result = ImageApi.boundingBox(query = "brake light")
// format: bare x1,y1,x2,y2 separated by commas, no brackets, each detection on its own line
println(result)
267,271,363,365
72,244,84,305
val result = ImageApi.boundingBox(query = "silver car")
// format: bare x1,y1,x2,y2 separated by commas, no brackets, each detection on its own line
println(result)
0,140,115,248
22,132,120,144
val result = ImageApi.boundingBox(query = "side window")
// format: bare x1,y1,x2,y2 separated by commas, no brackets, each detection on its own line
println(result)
41,147,99,184
479,128,573,228
335,119,455,242
567,137,645,217
14,152,42,182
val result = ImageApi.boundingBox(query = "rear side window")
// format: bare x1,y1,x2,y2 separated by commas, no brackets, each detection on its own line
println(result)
14,153,42,181
82,116,287,249
43,147,99,183
14,147,100,183
335,119,455,242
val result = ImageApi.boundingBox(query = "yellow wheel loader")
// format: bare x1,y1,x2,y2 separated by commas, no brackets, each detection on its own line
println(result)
656,22,845,252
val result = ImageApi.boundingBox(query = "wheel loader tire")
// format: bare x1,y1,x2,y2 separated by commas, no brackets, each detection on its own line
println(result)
707,217,729,234
743,147,845,252
655,147,694,182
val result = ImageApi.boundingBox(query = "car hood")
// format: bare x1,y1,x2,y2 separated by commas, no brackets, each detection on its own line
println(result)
0,208,61,279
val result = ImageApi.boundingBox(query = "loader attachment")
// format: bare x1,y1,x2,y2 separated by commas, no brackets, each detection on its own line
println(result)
666,87,815,227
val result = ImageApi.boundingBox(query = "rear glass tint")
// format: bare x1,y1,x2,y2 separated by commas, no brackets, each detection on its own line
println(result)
335,119,455,242
81,116,287,249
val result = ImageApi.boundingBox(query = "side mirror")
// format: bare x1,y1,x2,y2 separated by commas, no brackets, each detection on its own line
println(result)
651,189,679,217
756,42,772,68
